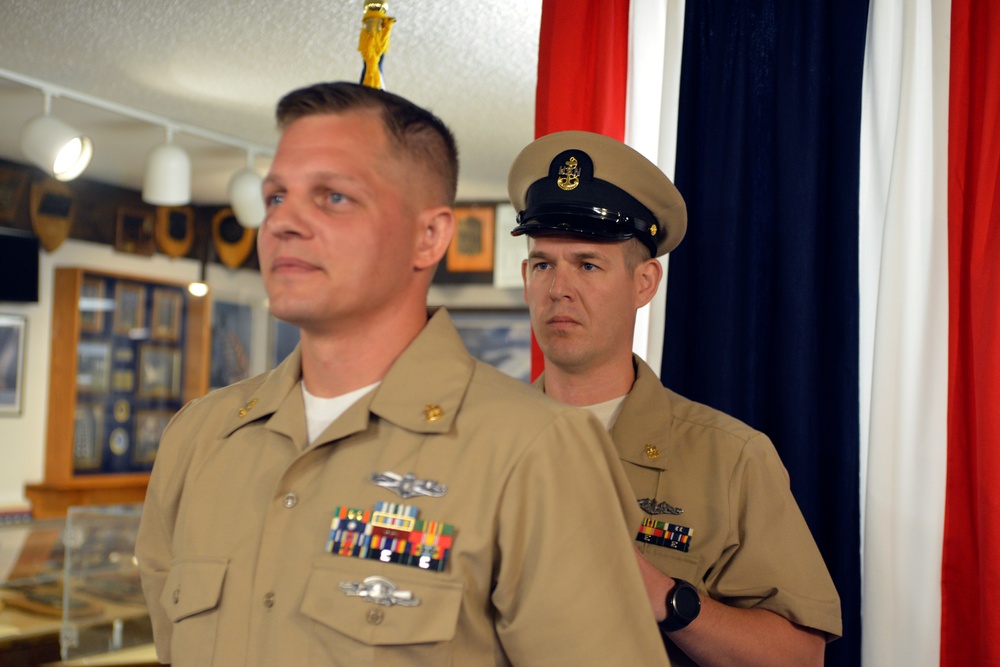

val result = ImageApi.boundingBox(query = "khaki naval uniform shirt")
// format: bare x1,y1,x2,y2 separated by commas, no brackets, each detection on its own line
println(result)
539,357,842,666
136,310,670,667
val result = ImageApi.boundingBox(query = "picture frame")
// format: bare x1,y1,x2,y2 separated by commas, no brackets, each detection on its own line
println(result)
114,207,155,256
72,403,104,470
269,317,300,370
137,345,182,399
79,276,107,334
113,282,147,336
133,408,174,464
0,165,30,223
450,309,532,383
151,288,183,342
211,299,253,390
0,314,26,415
76,341,111,395
446,205,496,273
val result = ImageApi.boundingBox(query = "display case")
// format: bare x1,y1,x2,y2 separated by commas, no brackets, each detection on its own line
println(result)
0,506,154,666
26,268,211,519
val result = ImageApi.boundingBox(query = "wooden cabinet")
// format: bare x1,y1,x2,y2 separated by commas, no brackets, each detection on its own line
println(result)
25,268,210,518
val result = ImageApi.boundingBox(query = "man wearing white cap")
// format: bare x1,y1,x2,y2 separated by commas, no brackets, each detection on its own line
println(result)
510,131,842,666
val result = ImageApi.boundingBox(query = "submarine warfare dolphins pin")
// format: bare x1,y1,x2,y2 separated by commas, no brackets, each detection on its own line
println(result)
371,471,447,499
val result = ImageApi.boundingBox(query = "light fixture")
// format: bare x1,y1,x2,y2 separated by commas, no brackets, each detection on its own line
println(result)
20,92,93,181
3,68,273,205
228,150,265,228
143,127,191,206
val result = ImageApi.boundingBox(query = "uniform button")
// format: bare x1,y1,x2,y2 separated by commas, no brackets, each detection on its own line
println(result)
172,589,179,604
282,492,298,508
366,608,384,625
263,592,275,608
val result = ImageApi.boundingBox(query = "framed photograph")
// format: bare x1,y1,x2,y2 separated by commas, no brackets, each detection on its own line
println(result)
113,282,147,336
76,341,111,394
133,409,174,465
72,403,104,471
211,300,253,390
114,207,155,256
0,165,30,222
450,310,532,383
79,276,107,334
447,205,495,273
269,317,300,369
137,345,182,399
0,314,26,415
151,288,183,342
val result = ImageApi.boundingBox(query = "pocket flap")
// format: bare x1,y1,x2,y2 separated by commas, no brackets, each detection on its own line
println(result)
161,558,229,623
301,558,463,646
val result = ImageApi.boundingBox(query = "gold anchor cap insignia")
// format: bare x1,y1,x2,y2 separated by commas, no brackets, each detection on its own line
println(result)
423,404,443,422
649,223,658,237
238,398,259,418
557,156,580,191
644,444,660,459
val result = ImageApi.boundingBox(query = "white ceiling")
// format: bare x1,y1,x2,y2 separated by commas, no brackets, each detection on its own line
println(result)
0,0,541,205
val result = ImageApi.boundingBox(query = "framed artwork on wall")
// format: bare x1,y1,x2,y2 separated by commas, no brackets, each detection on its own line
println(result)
0,313,26,415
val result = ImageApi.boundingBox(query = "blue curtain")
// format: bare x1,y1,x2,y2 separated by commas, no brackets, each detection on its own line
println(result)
662,3,868,664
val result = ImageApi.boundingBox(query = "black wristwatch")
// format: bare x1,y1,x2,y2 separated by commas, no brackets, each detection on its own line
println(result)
657,578,701,633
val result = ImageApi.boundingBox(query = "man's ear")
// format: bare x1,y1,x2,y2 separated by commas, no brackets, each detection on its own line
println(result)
634,257,663,309
413,206,456,270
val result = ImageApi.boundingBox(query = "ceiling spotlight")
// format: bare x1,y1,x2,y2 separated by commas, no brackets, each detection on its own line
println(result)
142,127,191,206
228,151,265,228
20,92,93,181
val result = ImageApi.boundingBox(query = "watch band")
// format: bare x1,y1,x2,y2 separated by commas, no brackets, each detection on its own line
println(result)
657,578,701,634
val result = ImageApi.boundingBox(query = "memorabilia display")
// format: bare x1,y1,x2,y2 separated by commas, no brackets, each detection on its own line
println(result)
26,268,211,518
0,507,153,661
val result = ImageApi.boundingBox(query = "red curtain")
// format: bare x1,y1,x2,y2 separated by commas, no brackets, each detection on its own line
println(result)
942,0,1000,663
530,0,630,379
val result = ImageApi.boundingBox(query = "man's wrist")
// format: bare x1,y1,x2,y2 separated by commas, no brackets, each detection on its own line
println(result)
657,578,701,634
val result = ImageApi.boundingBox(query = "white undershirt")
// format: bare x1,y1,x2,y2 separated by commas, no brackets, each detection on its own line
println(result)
302,381,380,444
582,395,628,432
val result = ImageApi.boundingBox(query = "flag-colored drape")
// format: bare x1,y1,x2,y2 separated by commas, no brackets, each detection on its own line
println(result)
942,1,1000,663
662,3,867,664
531,0,630,380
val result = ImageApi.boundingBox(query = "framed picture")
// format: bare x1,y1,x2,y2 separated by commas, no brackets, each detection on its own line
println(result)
72,403,104,470
114,207,155,256
211,300,253,390
447,205,495,273
0,165,30,222
151,288,183,342
0,314,26,415
269,317,300,369
137,345,182,399
450,310,532,383
113,282,147,336
79,276,107,334
76,341,111,394
133,409,174,464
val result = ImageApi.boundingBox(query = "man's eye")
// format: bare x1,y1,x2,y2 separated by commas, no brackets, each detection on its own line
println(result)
582,263,597,271
327,192,346,204
533,261,550,271
265,193,283,206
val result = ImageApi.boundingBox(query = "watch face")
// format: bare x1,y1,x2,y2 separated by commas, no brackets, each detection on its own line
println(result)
673,583,701,621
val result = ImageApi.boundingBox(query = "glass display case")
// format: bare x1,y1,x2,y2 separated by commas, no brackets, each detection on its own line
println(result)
0,504,154,665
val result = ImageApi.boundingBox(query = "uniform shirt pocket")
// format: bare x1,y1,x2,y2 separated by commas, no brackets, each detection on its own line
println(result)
301,557,463,646
161,558,229,622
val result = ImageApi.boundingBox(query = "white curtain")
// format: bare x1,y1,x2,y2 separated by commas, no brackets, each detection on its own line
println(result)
859,0,950,664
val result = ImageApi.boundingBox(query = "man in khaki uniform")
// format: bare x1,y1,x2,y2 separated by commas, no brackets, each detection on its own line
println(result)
136,84,671,666
510,131,842,666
